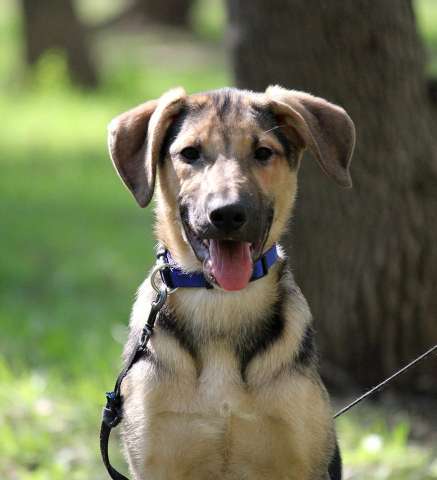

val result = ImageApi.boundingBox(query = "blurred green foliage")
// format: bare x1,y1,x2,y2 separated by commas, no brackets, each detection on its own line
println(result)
0,0,436,478
415,0,437,75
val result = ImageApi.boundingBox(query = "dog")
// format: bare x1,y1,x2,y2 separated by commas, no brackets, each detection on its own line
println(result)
108,85,355,480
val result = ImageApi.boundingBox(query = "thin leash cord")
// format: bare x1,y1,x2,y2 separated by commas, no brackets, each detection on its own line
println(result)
334,344,437,419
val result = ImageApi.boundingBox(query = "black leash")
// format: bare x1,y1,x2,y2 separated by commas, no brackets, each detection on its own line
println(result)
334,344,437,418
100,285,168,480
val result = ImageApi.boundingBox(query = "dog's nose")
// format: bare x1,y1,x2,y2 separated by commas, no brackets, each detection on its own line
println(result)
209,203,247,233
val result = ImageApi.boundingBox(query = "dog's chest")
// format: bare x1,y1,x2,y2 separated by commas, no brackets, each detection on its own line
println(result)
123,342,304,479
154,342,259,423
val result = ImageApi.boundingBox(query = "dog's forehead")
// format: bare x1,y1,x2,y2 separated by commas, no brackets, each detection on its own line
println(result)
167,88,290,159
185,88,268,130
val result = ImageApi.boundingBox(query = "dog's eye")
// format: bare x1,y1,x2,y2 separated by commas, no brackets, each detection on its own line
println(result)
254,147,273,163
180,147,201,163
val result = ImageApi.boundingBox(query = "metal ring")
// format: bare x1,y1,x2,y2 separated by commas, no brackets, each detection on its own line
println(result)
150,262,178,294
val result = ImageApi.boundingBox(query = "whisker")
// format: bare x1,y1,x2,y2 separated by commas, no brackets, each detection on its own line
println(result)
262,124,286,134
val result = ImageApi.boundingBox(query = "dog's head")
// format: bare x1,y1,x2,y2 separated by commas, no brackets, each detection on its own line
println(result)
109,86,355,291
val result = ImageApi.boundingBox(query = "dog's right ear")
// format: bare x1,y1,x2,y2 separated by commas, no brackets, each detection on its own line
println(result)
108,87,186,207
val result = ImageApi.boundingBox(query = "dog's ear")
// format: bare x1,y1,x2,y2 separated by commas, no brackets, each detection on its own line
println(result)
265,85,355,188
108,87,186,207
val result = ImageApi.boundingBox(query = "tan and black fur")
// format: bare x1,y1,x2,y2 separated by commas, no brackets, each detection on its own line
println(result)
108,86,355,480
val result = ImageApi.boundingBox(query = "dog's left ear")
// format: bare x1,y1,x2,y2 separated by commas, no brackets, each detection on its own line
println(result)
108,87,186,207
265,85,356,188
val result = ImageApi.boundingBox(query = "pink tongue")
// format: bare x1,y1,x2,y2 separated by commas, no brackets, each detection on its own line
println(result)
209,240,253,291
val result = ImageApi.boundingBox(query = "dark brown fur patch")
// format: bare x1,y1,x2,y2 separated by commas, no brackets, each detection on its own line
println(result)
235,265,287,382
252,105,298,166
210,88,234,120
295,324,317,367
160,108,189,162
157,307,199,365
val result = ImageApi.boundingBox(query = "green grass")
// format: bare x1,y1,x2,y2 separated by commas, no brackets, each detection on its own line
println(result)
0,0,436,478
338,409,437,479
415,0,437,75
0,79,148,480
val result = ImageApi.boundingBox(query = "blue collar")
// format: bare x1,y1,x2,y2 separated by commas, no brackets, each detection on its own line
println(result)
158,244,280,289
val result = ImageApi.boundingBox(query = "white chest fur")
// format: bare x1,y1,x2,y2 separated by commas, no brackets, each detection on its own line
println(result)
122,339,331,480
120,272,333,480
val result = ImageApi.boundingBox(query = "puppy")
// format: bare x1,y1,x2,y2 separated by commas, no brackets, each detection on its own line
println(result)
108,86,355,480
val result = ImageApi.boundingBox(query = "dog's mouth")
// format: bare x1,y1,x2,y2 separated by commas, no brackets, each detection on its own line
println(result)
206,239,254,291
181,217,268,291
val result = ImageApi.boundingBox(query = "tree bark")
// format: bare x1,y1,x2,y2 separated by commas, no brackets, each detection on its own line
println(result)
20,0,98,88
227,0,437,392
136,0,192,28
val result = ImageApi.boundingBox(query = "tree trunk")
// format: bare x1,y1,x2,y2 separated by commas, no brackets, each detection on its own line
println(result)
136,0,192,27
227,0,437,392
20,0,98,88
